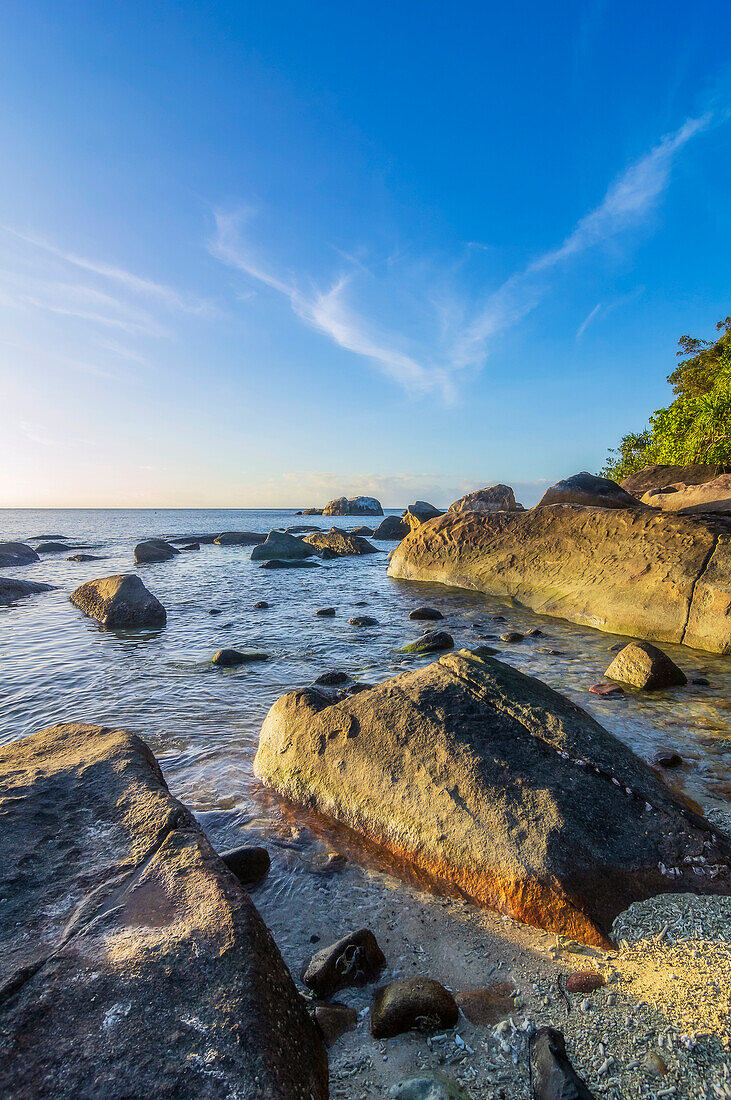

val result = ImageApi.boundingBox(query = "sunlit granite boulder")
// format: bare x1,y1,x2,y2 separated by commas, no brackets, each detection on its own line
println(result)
388,506,731,653
322,496,383,516
0,542,40,567
447,485,520,514
641,474,731,516
0,723,327,1099
621,462,730,498
255,650,731,946
303,528,378,556
535,471,642,510
70,574,167,628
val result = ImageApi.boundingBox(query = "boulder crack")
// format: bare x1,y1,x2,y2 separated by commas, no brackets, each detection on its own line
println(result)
681,530,720,645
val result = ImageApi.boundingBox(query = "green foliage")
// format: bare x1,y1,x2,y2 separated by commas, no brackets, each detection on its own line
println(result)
600,319,731,481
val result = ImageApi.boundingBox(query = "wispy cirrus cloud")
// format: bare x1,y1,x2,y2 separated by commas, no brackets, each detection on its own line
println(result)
210,113,712,398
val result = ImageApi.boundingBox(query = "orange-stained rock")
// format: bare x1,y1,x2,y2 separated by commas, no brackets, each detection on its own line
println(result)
254,651,731,946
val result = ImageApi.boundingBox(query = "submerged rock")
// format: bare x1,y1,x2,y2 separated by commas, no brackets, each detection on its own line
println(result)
313,670,350,687
0,723,328,1099
304,928,386,998
212,648,269,667
529,1027,596,1099
409,606,444,621
323,496,383,516
448,484,520,514
371,977,458,1038
315,607,337,616
303,528,378,556
66,553,101,562
349,615,378,626
605,641,687,690
134,538,179,564
254,600,270,608
70,574,166,628
589,682,625,697
0,542,40,567
255,650,731,945
536,471,642,510
214,530,267,545
387,506,731,654
400,630,454,654
372,515,410,540
220,845,271,883
251,531,317,561
261,558,320,569
35,541,74,554
0,577,54,606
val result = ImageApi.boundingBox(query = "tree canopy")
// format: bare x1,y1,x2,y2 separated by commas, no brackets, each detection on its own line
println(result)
601,318,731,481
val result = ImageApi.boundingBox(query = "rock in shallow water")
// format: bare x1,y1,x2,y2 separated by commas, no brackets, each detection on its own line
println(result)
303,528,378,556
349,615,378,626
251,531,316,561
304,928,386,998
0,577,55,606
372,515,410,540
409,606,444,621
70,574,166,629
255,649,731,945
0,541,39,567
400,630,454,654
261,558,319,570
371,977,458,1038
220,844,271,883
0,723,328,1099
133,538,179,564
605,641,687,690
212,648,269,667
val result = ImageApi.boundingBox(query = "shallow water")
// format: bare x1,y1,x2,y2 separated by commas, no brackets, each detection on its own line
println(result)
0,510,729,903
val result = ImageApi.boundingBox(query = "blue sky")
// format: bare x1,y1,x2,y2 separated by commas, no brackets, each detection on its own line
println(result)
1,1,730,508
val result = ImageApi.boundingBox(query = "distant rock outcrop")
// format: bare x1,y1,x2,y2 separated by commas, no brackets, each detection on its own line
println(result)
0,723,328,1099
536,472,642,510
214,531,268,545
448,485,520,514
387,506,731,653
322,496,384,516
70,574,167,628
255,651,731,945
621,463,731,497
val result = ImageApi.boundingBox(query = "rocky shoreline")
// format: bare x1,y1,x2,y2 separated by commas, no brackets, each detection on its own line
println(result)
1,465,730,1097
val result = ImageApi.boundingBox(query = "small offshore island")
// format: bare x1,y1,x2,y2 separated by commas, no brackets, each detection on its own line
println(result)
1,464,731,1100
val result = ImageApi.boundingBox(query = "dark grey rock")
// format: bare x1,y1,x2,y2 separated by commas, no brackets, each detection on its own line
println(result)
409,607,444,621
260,559,319,570
220,845,271,883
212,649,269,667
254,600,271,609
313,1002,358,1047
400,630,454,654
251,531,317,561
214,531,267,545
349,615,378,627
304,928,386,998
0,577,55,606
315,607,337,617
134,538,179,564
529,1027,596,1099
371,977,458,1038
0,542,40,567
372,515,410,540
70,574,166,629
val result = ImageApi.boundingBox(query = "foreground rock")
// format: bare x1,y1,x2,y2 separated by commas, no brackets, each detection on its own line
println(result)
448,484,520,513
371,978,458,1038
220,845,271,883
323,496,383,516
0,542,39,567
304,929,385,997
0,724,327,1099
251,531,316,561
621,462,730,497
255,650,731,945
70,574,166,628
529,1027,596,1099
134,538,179,564
536,471,642,510
641,473,731,515
372,515,410,540
0,577,54,606
605,641,687,690
214,531,267,545
388,506,731,654
303,528,377,557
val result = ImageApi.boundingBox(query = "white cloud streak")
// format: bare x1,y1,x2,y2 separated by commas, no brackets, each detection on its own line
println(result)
210,114,711,397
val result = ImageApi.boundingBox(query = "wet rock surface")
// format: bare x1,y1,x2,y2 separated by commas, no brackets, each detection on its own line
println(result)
213,530,267,545
70,574,166,628
304,928,386,998
251,530,317,561
0,723,328,1099
400,630,454,654
373,515,411,540
371,977,459,1038
255,650,731,945
0,576,55,606
134,538,179,564
605,641,687,690
220,844,271,883
212,647,269,667
0,541,40,567
409,607,444,621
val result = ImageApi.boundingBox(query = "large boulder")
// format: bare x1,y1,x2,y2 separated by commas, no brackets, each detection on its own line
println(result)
641,474,731,516
372,515,410,540
303,528,378,557
448,485,520,514
387,507,731,654
536,472,642,510
70,574,167,629
250,531,316,561
322,496,383,516
622,463,731,498
134,538,179,564
254,650,731,946
0,724,328,1099
214,531,267,545
0,542,40,567
0,577,54,606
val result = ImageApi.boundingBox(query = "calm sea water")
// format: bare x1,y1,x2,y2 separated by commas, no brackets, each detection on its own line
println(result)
1,506,730,900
